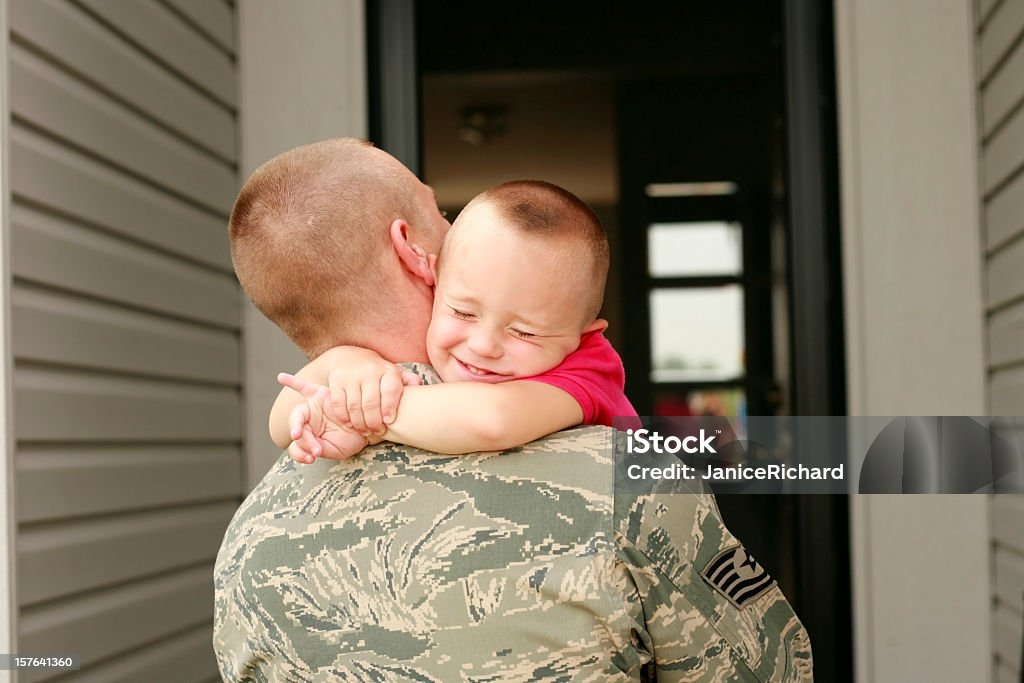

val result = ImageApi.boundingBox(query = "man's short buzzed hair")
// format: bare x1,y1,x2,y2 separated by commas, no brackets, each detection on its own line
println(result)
458,180,610,322
228,138,437,358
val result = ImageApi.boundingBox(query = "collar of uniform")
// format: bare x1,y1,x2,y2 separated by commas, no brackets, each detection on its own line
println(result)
398,362,442,386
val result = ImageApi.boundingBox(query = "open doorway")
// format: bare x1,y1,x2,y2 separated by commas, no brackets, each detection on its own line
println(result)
368,2,850,678
417,4,788,419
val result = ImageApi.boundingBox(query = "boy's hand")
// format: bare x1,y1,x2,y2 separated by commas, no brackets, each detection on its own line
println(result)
324,351,421,436
277,373,369,463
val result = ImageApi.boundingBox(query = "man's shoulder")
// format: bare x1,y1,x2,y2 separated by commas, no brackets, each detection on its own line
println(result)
509,424,616,455
223,425,621,530
366,424,617,464
615,487,813,681
214,430,625,680
356,425,619,498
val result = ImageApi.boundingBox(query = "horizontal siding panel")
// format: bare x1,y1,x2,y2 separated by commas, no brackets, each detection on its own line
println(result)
992,368,1024,417
995,603,1023,671
9,0,235,160
58,623,217,683
11,127,232,271
12,287,240,384
987,163,1024,250
987,230,1024,308
980,0,998,27
987,99,1024,194
10,46,235,213
996,547,1024,612
164,0,234,53
989,298,1024,367
18,566,213,683
14,367,241,442
983,99,1024,194
982,35,1024,137
979,0,1024,81
994,494,1024,553
19,503,235,605
11,203,237,327
16,445,241,523
8,0,240,675
76,0,235,108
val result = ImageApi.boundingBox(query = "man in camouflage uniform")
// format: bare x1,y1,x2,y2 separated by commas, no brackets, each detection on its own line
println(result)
214,139,812,681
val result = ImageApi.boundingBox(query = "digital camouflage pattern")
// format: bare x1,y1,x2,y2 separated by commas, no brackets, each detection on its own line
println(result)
214,365,811,681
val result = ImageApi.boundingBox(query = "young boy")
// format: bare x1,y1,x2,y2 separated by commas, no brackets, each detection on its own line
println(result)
271,180,637,462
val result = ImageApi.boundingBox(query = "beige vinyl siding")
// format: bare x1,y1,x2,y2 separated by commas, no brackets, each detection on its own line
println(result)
7,0,240,680
979,0,1024,680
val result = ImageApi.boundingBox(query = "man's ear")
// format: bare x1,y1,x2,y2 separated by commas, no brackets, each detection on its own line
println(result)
389,219,435,287
583,318,609,335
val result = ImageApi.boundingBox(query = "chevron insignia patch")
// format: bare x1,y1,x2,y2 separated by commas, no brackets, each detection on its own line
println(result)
701,545,776,608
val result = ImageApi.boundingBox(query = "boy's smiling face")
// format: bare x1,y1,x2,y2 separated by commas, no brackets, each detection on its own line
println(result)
426,201,605,384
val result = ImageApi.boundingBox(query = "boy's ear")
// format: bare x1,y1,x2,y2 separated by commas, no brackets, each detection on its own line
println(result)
583,318,609,335
390,219,436,287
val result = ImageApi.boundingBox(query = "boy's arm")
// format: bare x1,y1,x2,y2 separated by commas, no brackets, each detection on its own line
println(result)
269,346,412,448
272,352,331,448
269,347,346,448
284,381,370,463
382,380,584,454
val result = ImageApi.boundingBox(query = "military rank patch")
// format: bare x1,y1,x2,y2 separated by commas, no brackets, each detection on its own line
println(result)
701,545,776,608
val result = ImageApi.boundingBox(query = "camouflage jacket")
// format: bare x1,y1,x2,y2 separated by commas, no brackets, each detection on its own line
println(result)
214,369,811,682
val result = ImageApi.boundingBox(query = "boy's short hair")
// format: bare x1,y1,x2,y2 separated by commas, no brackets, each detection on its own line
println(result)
459,180,610,322
228,138,436,358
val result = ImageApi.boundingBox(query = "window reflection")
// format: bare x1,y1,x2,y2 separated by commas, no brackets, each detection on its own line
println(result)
647,222,742,277
649,287,745,382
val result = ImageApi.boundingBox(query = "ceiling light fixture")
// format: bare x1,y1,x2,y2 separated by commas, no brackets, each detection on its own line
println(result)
458,105,508,147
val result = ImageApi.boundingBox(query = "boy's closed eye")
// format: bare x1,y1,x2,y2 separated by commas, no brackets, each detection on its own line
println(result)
448,306,475,320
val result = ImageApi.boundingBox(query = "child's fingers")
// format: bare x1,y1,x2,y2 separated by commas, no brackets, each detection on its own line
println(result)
327,377,353,429
278,372,320,398
288,401,312,441
331,389,351,428
359,376,386,434
345,381,369,434
400,370,421,387
293,427,322,459
288,440,317,465
379,370,405,428
287,441,309,464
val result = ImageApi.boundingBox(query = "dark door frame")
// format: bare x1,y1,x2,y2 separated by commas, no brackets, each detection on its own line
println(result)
783,1,852,681
370,2,852,679
366,0,420,175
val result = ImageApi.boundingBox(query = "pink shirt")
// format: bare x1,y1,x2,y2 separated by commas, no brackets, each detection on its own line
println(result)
524,331,638,427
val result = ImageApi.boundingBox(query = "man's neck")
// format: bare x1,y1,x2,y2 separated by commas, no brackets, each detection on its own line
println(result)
359,290,433,364
354,331,430,366
379,344,430,366
322,279,433,363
